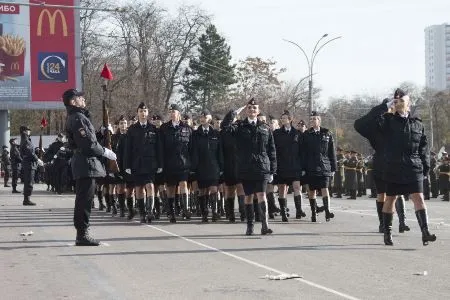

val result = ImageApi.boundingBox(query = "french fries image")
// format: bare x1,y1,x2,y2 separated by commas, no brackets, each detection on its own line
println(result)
0,34,25,56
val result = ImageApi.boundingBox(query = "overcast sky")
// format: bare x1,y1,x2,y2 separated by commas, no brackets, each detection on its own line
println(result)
159,0,450,104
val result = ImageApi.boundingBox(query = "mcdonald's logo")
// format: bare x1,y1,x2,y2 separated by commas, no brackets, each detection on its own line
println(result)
37,9,68,37
11,62,20,71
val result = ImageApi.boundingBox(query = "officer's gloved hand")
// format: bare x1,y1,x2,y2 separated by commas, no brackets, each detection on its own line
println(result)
268,174,274,183
219,171,223,176
234,106,246,115
386,99,395,109
301,171,306,176
101,124,114,135
60,146,65,151
37,159,44,167
103,148,117,160
54,154,57,159
157,168,163,174
125,168,131,174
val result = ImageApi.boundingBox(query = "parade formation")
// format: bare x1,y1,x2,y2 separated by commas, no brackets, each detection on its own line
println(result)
1,88,448,248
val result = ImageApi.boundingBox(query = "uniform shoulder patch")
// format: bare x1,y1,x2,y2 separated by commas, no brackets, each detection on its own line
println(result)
78,128,87,137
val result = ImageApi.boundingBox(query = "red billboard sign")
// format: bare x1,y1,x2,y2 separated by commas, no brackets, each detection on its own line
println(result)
0,4,20,14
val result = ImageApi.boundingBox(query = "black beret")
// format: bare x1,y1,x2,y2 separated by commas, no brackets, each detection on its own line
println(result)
394,88,406,99
213,114,223,121
200,109,211,117
169,103,181,112
337,147,343,151
137,102,147,110
247,98,257,105
62,88,84,106
117,115,126,122
9,138,17,144
152,114,162,121
311,111,319,117
183,113,192,120
298,120,306,126
129,115,137,122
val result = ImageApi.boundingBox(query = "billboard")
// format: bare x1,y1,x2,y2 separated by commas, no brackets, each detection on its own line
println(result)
0,0,81,109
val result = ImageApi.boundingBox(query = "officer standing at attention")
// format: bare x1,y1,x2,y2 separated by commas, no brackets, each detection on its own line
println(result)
9,138,22,193
222,98,277,235
20,125,44,206
64,88,117,246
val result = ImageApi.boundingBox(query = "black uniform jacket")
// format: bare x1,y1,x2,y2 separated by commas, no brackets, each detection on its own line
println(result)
124,121,162,175
220,127,238,180
10,144,22,168
65,105,106,180
357,102,430,184
222,110,276,180
191,125,223,181
302,127,336,177
44,140,64,163
273,126,303,178
20,133,39,170
114,132,127,174
159,120,192,175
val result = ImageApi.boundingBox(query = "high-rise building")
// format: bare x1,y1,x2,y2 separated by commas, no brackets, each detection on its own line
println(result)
425,24,450,91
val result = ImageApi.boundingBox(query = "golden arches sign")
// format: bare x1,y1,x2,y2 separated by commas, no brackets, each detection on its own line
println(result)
11,62,20,70
36,9,68,37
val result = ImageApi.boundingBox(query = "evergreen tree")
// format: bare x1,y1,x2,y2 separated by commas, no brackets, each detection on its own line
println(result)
181,24,235,111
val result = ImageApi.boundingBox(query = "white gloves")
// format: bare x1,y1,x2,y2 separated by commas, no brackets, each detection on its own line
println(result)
37,159,44,167
157,168,163,174
268,174,274,183
60,146,65,151
301,171,306,176
54,154,57,159
103,148,117,160
125,168,131,174
234,105,246,115
386,99,395,109
101,124,114,134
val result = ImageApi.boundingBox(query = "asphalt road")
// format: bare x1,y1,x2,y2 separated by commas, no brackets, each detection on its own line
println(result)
1,184,449,300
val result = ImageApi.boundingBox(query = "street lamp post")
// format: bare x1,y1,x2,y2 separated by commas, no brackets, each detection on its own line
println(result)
284,34,342,116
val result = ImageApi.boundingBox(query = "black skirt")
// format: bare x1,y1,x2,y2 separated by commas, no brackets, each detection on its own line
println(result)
373,175,386,194
241,179,268,196
308,176,330,191
386,180,423,196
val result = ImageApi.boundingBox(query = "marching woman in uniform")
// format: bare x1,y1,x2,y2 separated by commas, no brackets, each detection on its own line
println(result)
355,89,436,246
192,110,224,222
113,115,129,218
222,98,277,235
302,112,336,222
273,110,306,222
125,102,162,223
160,104,193,223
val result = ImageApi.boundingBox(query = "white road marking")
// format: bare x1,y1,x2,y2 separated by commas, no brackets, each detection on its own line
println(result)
332,208,450,227
145,223,361,300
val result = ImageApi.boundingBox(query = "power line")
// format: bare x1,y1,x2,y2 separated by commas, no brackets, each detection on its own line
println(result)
0,1,126,12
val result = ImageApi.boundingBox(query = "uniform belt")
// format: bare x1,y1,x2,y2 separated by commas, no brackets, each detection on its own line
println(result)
344,167,356,170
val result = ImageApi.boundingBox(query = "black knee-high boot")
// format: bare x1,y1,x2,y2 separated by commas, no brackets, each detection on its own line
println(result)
227,197,236,222
118,194,126,217
266,192,276,219
211,193,219,222
105,194,111,213
181,193,191,220
395,196,410,233
294,195,306,219
322,196,334,222
199,195,208,223
244,204,254,235
376,201,383,233
383,212,393,246
309,198,317,222
278,198,288,222
259,201,273,235
253,197,260,222
415,209,437,246
127,197,135,220
97,190,105,211
110,194,117,216
168,197,176,223
238,195,245,221
137,198,146,223
146,196,154,223
154,196,161,219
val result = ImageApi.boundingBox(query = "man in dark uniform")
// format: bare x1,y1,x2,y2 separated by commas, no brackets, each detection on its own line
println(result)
9,138,22,193
273,110,305,222
125,103,162,223
1,145,10,187
160,104,193,223
302,111,337,222
192,109,224,222
344,151,358,199
20,125,43,206
334,147,345,198
437,156,450,201
429,152,438,198
64,88,117,246
365,155,376,198
222,98,277,235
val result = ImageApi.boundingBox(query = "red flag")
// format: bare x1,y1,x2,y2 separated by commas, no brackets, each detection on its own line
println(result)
100,63,114,80
40,114,48,128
